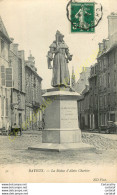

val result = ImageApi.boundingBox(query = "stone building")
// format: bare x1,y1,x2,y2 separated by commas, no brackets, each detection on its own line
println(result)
25,54,43,130
97,13,117,125
78,85,90,130
9,39,25,129
0,16,43,132
75,67,91,94
0,17,12,130
88,63,99,129
78,13,117,130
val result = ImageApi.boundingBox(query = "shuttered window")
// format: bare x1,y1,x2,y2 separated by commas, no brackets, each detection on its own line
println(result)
1,97,4,116
6,68,13,87
0,66,5,86
6,98,8,117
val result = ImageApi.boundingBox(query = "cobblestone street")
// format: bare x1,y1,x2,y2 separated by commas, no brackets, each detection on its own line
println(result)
0,131,117,166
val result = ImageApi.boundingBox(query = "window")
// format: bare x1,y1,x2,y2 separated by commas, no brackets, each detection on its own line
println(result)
108,73,110,87
101,59,104,71
107,55,109,67
108,54,111,66
18,59,22,91
103,73,106,88
104,114,107,125
6,98,8,116
104,56,107,68
108,93,110,106
99,114,102,125
6,68,13,87
98,61,100,71
95,94,97,109
99,76,101,87
90,95,92,108
15,114,16,123
114,92,117,106
99,95,103,108
114,71,116,86
99,61,102,71
1,97,4,116
0,65,5,86
104,95,107,107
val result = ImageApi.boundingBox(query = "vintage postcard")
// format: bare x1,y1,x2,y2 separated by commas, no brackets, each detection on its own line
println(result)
0,0,117,183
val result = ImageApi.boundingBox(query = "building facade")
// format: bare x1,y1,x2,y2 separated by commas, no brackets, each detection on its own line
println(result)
0,17,43,133
88,63,99,129
78,13,117,130
75,67,91,94
25,54,43,130
78,85,90,130
9,39,25,129
97,13,117,125
0,17,11,130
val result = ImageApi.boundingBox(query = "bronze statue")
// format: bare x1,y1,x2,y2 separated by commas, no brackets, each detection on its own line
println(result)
47,30,73,87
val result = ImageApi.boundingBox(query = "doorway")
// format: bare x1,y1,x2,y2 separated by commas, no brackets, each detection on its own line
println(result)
19,113,22,128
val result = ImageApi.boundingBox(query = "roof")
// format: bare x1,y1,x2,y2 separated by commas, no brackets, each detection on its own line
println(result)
25,64,42,81
0,16,11,42
97,43,117,59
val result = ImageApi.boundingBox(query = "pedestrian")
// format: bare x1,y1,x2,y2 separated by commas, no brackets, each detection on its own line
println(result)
42,117,45,130
6,120,10,135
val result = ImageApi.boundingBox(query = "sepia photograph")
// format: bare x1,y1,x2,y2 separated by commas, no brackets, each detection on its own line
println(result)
0,0,117,183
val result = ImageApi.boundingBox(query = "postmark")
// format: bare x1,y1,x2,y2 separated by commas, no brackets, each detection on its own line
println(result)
66,1,103,33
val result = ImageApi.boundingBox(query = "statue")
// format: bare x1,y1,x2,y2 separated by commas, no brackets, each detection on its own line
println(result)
47,30,73,87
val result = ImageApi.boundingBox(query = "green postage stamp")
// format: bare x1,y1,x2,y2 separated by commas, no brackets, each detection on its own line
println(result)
71,2,95,32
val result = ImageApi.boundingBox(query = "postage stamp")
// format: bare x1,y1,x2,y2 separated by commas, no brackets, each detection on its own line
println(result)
66,1,103,33
71,2,95,32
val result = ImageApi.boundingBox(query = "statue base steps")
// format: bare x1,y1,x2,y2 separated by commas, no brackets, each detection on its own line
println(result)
28,142,95,152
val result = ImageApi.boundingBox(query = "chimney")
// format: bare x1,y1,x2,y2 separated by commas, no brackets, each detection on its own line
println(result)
108,13,117,37
103,39,109,50
13,43,19,56
98,42,104,52
105,39,109,50
107,13,117,47
28,53,35,67
9,38,14,51
18,50,25,61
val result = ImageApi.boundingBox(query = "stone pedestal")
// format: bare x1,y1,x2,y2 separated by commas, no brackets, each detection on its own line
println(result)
28,88,95,152
42,88,81,144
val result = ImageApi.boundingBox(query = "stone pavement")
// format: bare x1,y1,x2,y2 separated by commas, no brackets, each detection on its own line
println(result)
0,131,116,166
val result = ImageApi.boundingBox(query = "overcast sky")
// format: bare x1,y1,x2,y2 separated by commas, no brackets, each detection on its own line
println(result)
0,0,117,89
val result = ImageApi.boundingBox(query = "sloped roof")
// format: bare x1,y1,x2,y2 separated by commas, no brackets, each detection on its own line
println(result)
0,16,10,42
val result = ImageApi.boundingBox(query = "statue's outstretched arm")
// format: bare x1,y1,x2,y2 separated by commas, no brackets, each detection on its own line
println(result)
75,9,80,18
85,11,91,16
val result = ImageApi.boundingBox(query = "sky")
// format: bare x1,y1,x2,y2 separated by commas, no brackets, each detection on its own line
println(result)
0,0,117,89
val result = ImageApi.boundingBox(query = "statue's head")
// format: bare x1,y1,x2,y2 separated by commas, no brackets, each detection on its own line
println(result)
81,5,84,10
56,30,64,42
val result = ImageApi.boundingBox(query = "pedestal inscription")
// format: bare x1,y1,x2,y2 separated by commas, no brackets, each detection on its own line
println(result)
60,100,78,129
